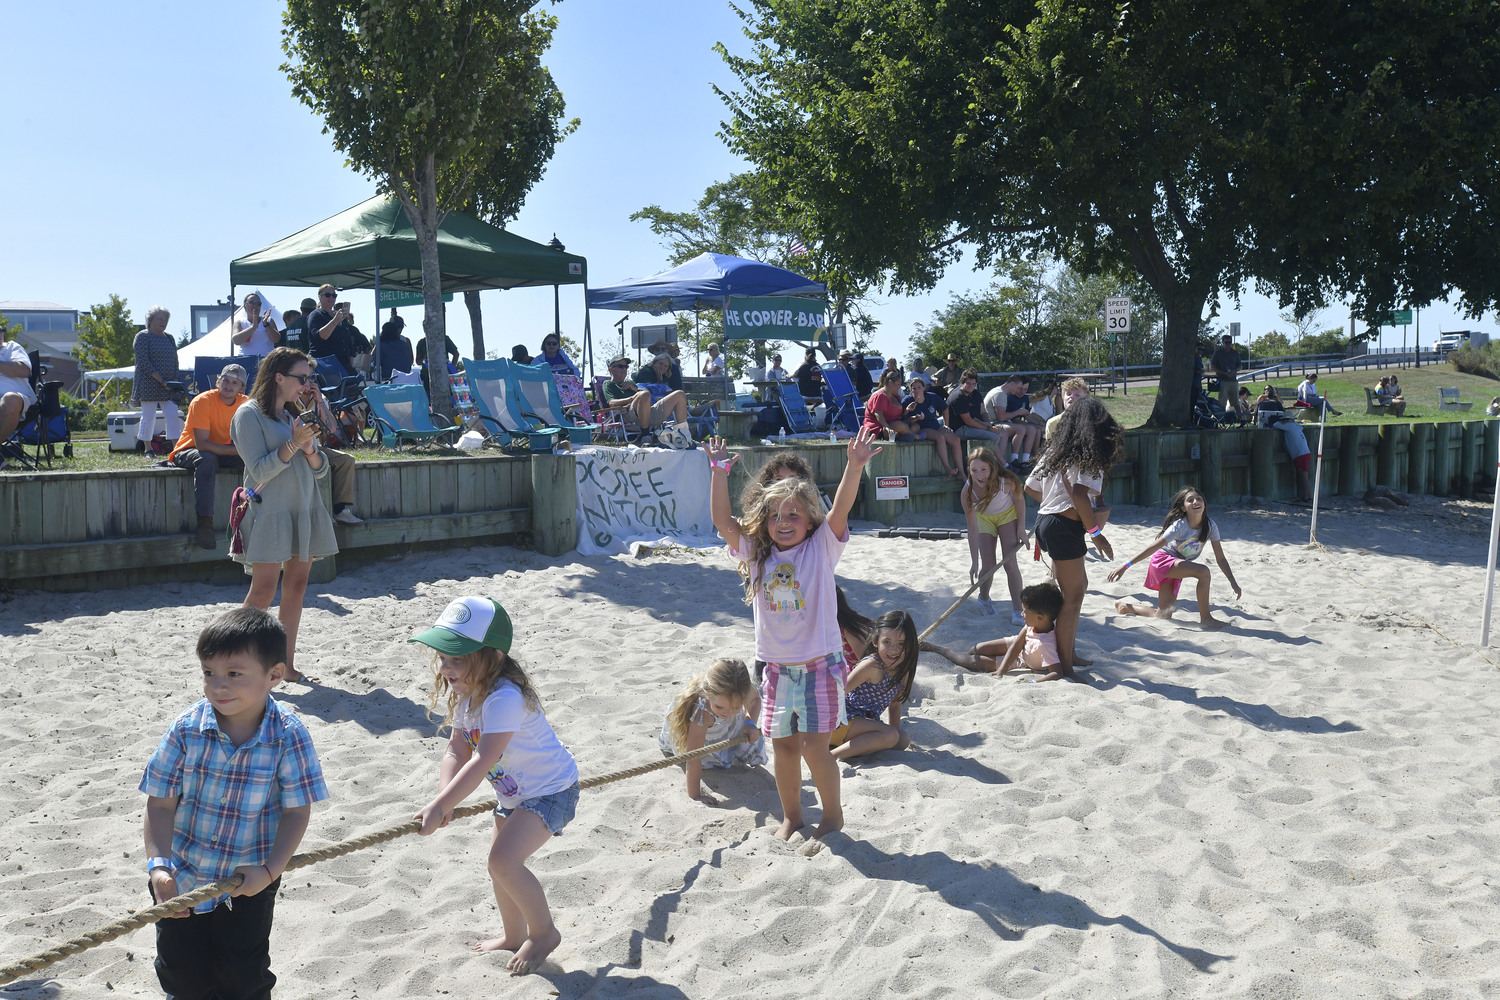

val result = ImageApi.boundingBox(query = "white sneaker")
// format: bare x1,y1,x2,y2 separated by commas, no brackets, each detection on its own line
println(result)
333,508,363,524
1010,610,1026,626
978,597,997,616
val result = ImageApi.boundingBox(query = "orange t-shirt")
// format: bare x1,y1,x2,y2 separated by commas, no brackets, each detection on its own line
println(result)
169,390,248,461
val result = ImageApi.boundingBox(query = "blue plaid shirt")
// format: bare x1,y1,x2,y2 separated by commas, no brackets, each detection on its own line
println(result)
140,696,327,912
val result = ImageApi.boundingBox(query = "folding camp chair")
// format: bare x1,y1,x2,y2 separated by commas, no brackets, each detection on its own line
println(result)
776,381,821,436
2,351,69,470
636,381,717,439
508,361,597,446
590,376,637,444
462,359,535,447
820,362,865,432
361,384,462,450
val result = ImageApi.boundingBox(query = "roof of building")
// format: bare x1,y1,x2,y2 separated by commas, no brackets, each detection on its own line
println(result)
0,300,78,312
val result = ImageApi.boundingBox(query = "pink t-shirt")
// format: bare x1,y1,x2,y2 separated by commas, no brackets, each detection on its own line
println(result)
1020,627,1060,671
731,519,848,664
863,391,904,436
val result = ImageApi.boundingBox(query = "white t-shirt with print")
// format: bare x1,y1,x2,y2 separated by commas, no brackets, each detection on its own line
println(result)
1158,517,1220,562
0,341,36,407
237,317,277,356
455,681,578,807
731,518,848,664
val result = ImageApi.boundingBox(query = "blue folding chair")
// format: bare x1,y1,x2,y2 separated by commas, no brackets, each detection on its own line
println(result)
507,361,597,447
362,384,462,450
820,362,865,432
777,381,820,435
194,356,261,394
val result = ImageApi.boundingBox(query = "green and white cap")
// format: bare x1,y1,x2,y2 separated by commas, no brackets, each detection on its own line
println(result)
409,596,513,655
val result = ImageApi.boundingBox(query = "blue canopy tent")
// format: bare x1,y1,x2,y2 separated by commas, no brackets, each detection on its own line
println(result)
586,252,827,377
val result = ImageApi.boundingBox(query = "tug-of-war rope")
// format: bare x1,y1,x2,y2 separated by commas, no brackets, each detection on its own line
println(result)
0,566,1001,987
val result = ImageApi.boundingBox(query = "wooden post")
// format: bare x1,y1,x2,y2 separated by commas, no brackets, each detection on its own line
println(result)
530,452,578,556
1337,424,1360,496
1376,423,1399,487
1484,420,1500,493
1135,432,1162,507
1408,422,1432,495
1460,420,1480,498
1430,422,1453,496
861,444,902,524
1250,429,1275,499
1200,429,1223,503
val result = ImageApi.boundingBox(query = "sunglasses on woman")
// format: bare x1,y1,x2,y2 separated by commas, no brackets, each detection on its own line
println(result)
282,372,318,385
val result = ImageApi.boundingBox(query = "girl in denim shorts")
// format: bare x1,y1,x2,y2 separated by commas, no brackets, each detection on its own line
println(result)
703,428,882,841
411,596,579,975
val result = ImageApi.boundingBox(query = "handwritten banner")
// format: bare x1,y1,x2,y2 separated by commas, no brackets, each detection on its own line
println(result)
573,446,719,556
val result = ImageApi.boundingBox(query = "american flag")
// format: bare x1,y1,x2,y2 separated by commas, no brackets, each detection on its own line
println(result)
787,238,808,257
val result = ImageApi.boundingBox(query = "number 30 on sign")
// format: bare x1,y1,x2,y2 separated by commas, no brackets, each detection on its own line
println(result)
1105,297,1131,333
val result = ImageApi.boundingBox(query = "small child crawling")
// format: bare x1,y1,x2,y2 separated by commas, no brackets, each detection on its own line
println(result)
922,581,1071,682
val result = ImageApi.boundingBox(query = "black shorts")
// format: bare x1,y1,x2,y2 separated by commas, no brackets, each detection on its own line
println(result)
1035,513,1087,561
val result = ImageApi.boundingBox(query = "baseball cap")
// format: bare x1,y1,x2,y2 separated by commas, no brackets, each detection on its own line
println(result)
409,597,513,655
219,363,248,383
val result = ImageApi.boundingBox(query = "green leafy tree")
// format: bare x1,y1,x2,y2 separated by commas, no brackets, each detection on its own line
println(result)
1292,327,1348,357
282,0,566,416
74,295,136,371
718,0,1500,426
1251,331,1292,358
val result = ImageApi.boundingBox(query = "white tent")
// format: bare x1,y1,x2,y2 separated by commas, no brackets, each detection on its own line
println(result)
85,292,284,382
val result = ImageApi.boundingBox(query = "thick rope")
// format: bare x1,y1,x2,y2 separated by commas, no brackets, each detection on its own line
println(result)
0,730,756,986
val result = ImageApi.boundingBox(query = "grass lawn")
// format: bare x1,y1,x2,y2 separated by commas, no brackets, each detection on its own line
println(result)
1097,364,1498,429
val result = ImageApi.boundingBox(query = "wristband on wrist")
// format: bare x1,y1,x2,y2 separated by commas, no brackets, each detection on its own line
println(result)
710,459,733,472
1122,559,1132,569
147,856,174,875
1087,525,1103,537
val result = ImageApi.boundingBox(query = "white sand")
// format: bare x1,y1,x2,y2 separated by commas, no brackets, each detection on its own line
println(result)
2,496,1498,998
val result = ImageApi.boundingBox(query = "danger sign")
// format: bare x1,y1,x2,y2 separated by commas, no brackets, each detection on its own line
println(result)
874,476,910,500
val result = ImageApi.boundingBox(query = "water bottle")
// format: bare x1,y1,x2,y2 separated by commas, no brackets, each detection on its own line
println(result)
829,427,837,443
778,426,786,445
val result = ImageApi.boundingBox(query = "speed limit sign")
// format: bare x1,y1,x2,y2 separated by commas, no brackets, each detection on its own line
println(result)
1105,297,1131,334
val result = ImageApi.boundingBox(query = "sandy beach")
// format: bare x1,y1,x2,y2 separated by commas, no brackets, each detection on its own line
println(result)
2,494,1498,999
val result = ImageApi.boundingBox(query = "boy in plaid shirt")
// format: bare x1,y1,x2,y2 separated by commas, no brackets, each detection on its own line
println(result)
140,608,327,999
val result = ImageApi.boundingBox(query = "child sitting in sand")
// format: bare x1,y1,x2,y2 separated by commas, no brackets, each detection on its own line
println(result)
658,658,767,802
831,610,918,760
836,586,876,665
411,596,579,974
923,581,1071,681
704,429,882,840
141,607,328,999
1107,486,1242,628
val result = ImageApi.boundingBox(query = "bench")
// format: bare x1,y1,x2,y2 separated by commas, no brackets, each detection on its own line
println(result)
1364,387,1392,416
1438,387,1473,412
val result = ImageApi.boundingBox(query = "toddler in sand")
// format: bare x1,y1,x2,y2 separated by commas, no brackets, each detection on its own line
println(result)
1108,486,1241,628
924,581,1071,681
140,607,328,999
658,658,767,802
830,610,918,759
411,596,579,975
705,429,881,840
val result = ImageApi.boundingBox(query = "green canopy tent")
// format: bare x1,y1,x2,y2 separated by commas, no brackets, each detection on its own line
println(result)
229,194,592,374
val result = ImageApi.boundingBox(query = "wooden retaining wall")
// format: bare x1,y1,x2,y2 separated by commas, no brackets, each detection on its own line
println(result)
2,419,1494,591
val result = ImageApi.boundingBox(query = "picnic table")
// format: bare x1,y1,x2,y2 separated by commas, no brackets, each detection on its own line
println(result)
1070,372,1116,396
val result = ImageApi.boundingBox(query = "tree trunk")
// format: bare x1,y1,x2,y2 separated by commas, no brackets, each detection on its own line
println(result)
406,155,454,419
1149,293,1207,428
465,290,485,361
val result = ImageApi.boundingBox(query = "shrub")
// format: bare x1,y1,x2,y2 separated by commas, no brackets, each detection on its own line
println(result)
60,392,108,432
1449,344,1500,381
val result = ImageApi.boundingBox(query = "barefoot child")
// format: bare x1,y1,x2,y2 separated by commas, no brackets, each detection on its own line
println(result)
830,610,919,760
658,658,767,803
1023,398,1123,671
412,597,579,974
704,429,882,839
1108,486,1242,628
924,581,1069,681
141,608,328,999
961,446,1026,622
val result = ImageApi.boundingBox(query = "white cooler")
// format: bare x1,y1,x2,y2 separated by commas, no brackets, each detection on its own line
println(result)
108,411,142,451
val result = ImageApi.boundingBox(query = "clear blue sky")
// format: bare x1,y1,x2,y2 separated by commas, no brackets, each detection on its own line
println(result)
8,1,1492,372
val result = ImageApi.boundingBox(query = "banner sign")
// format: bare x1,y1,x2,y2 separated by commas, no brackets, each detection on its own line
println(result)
724,296,828,342
573,445,719,556
875,476,910,500
377,289,454,307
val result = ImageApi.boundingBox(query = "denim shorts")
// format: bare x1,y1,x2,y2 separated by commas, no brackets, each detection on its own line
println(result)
497,781,580,836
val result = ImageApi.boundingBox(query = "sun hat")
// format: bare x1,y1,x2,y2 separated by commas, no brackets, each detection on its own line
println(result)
410,597,513,655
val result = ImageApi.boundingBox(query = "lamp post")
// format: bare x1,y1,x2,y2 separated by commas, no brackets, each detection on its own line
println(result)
547,235,565,340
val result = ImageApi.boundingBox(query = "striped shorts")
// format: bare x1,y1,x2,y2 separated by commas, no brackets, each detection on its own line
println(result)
758,652,847,738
